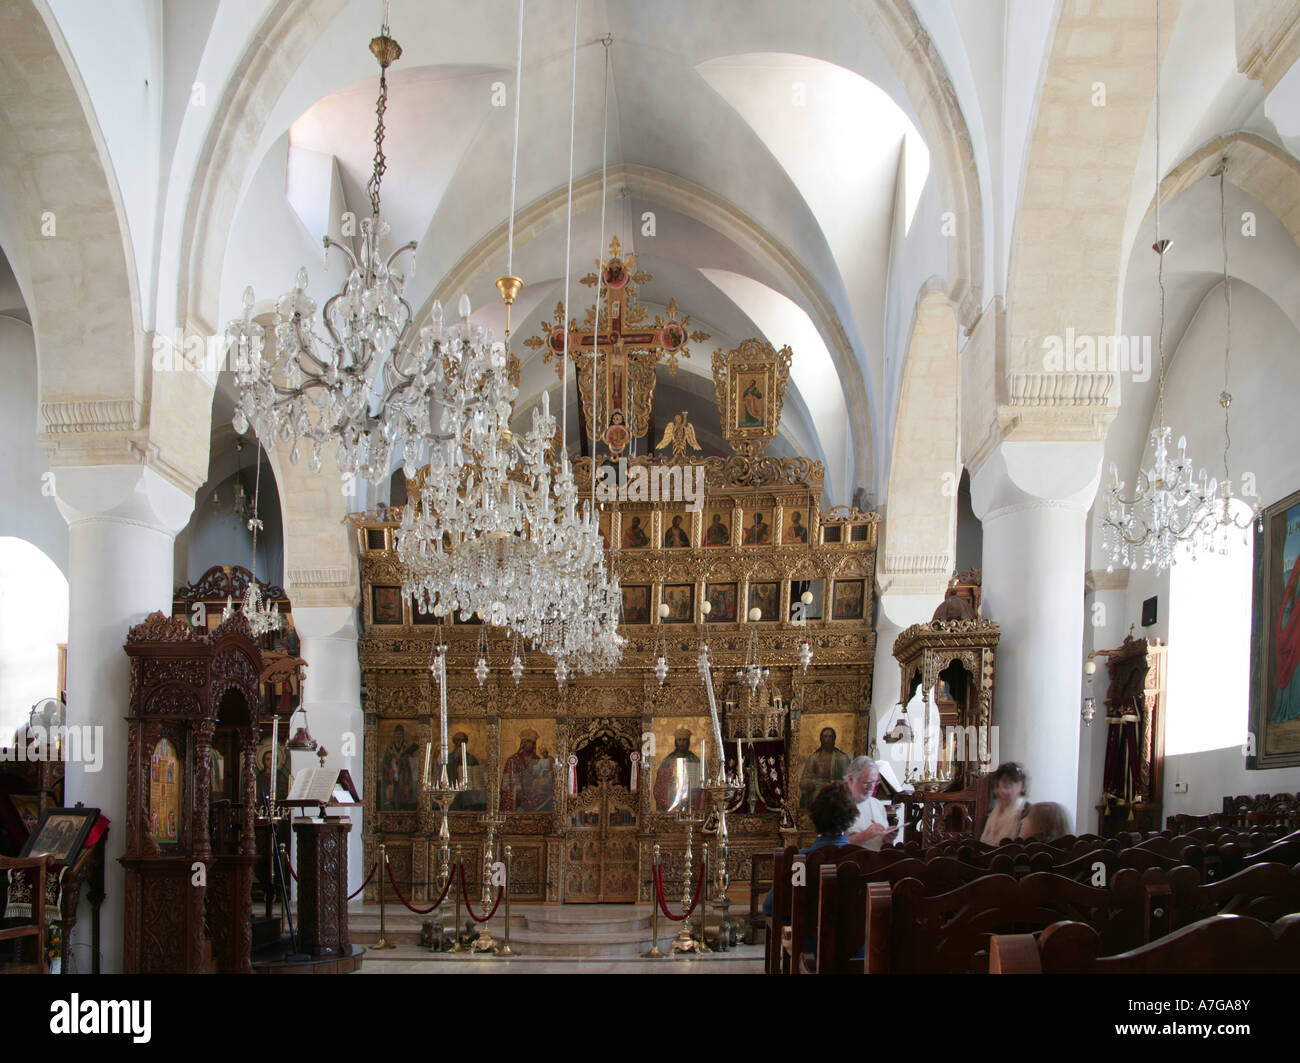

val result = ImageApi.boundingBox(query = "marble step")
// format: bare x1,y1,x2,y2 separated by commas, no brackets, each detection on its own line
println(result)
348,904,676,954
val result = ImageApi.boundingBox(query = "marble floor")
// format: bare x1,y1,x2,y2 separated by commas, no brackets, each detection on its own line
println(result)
348,900,765,973
354,944,764,974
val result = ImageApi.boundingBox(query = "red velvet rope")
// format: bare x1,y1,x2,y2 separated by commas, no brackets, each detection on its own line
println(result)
458,863,504,923
348,861,379,901
384,856,455,915
282,855,299,882
652,863,707,922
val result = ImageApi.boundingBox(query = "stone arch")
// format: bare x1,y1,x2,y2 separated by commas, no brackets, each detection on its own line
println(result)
0,0,142,438
1005,1,1171,385
878,283,959,599
420,162,869,492
1156,131,1300,249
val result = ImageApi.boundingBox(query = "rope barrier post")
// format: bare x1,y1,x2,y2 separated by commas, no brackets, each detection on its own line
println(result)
642,843,663,957
696,844,712,954
448,847,465,953
499,844,516,957
375,843,395,950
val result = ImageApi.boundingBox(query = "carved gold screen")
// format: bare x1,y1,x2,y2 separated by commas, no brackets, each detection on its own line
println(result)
349,454,878,903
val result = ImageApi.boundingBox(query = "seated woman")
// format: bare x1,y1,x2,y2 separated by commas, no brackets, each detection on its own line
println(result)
980,762,1029,845
762,780,859,917
1019,801,1070,842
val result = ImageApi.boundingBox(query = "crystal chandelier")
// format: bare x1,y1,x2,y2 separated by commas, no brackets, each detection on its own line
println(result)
226,11,433,485
392,0,622,680
1101,0,1211,574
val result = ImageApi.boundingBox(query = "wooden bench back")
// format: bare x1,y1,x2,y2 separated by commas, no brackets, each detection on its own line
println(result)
1150,861,1300,937
786,844,864,974
765,845,797,975
866,868,1148,974
992,913,1300,974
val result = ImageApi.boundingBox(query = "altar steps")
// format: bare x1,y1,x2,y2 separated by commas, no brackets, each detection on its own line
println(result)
350,903,675,957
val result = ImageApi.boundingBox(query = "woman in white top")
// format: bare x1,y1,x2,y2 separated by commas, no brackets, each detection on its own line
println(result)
980,762,1028,845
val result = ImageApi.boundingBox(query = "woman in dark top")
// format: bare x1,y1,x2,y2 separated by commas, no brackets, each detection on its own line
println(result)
762,780,858,916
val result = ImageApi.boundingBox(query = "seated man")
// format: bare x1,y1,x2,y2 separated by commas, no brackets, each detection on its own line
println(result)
762,780,859,917
844,756,900,850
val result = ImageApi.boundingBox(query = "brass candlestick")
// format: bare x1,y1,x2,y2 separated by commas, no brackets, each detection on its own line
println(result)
471,810,506,954
670,808,707,955
703,771,744,951
425,758,467,951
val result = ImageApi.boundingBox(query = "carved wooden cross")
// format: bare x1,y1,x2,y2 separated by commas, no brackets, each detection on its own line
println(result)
525,236,709,455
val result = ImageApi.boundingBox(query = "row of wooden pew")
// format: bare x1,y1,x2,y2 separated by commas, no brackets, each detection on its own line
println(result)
763,826,1300,975
1167,791,1299,834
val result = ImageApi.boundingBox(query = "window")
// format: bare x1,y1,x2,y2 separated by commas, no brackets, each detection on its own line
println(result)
1166,512,1254,756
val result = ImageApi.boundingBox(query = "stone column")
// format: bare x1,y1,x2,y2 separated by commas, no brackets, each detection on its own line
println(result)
970,441,1104,827
54,465,195,974
871,588,944,787
291,605,364,895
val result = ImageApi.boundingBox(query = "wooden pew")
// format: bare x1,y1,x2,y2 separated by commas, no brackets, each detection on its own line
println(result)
784,846,940,974
864,869,1148,974
1244,829,1300,867
748,850,775,946
781,845,866,975
1147,861,1300,939
764,845,797,975
991,913,1300,973
811,855,987,973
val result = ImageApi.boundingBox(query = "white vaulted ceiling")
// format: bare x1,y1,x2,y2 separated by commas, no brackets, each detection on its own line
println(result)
211,0,946,504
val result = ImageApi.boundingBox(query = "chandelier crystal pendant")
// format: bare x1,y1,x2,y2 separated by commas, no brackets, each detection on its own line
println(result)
736,609,771,693
226,13,435,485
1100,0,1212,574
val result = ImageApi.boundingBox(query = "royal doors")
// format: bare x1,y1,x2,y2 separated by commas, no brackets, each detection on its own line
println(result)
563,726,639,902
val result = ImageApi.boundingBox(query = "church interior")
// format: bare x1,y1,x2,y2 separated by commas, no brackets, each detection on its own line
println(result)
2,0,1300,993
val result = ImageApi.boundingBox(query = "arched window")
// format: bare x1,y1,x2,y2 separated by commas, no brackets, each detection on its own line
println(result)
0,537,69,741
1165,510,1254,756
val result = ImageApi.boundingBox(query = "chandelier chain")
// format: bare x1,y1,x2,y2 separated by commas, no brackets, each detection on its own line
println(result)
593,34,612,498
560,0,580,452
506,0,524,277
1153,0,1166,429
1219,161,1232,485
367,66,389,219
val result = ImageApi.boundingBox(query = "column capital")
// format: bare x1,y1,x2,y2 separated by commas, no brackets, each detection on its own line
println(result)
969,439,1104,524
285,569,360,611
52,464,194,536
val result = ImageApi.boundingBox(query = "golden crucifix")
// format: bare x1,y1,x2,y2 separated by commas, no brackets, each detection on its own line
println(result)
525,236,709,455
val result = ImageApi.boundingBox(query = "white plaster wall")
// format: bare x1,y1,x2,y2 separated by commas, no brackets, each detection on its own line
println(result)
175,467,284,587
220,130,348,340
0,318,67,572
1095,284,1300,817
